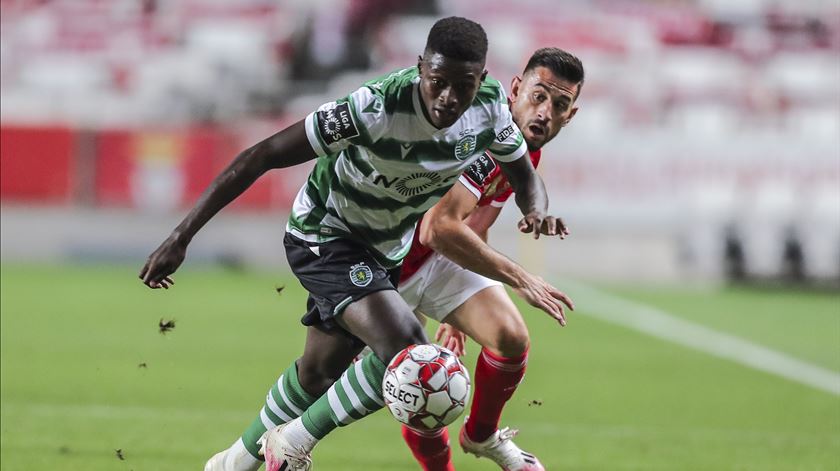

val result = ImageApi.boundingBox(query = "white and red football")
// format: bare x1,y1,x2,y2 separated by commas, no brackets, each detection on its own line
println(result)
382,344,471,431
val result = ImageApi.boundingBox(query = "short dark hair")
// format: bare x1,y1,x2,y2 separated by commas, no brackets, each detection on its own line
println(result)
424,16,488,63
525,47,585,97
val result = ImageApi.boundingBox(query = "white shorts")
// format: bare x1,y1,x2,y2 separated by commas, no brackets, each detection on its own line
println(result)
399,252,502,322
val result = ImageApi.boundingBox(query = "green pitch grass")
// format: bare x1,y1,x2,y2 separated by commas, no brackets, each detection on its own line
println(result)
2,264,838,470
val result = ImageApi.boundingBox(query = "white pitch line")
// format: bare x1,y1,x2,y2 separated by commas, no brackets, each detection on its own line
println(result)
562,281,840,396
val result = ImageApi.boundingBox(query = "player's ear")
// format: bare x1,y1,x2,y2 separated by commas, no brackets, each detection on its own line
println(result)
480,69,487,82
417,55,424,74
563,106,579,126
510,76,522,99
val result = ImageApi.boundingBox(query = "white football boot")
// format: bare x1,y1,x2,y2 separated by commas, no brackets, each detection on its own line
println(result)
204,450,226,471
203,438,262,471
459,419,545,471
259,423,313,471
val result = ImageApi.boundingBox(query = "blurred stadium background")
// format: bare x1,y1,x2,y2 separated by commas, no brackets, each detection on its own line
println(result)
2,0,839,282
1,0,839,470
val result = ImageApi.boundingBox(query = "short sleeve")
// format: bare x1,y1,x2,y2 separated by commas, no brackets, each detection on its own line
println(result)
487,96,527,163
457,175,482,199
304,86,387,156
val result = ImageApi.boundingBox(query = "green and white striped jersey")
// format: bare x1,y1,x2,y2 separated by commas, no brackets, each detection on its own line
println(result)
287,66,527,268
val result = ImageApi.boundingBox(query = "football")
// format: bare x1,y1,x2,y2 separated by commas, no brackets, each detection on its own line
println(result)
382,344,471,431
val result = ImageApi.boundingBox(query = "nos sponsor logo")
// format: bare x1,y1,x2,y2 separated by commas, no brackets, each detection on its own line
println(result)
373,172,442,197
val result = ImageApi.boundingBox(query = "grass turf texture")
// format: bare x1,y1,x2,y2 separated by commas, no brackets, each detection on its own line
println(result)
1,264,838,470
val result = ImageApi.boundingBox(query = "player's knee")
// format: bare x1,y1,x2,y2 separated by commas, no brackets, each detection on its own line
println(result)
491,319,530,358
375,322,428,364
297,364,342,397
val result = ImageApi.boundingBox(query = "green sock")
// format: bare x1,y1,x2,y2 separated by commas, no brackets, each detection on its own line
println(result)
241,362,316,459
300,353,387,439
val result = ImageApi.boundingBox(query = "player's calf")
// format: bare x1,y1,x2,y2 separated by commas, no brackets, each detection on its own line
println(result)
296,362,344,398
464,346,529,443
401,425,455,471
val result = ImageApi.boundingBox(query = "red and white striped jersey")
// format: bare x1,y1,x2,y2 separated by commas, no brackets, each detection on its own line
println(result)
399,149,542,282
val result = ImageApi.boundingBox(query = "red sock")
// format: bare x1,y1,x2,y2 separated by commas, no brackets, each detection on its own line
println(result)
464,347,528,443
401,425,454,471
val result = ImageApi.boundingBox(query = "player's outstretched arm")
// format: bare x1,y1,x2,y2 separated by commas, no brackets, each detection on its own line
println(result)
420,183,574,324
510,276,574,325
463,204,502,242
497,157,569,239
139,120,316,289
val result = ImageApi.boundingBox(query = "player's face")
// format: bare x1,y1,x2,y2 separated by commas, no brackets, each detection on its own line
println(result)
509,66,580,150
418,53,486,129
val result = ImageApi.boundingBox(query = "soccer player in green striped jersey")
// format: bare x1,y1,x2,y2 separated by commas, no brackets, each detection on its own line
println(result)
140,16,571,471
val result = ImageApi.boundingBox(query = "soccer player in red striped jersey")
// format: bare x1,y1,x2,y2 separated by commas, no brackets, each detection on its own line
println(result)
398,47,584,471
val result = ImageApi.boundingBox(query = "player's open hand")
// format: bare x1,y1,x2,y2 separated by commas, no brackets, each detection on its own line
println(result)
512,274,575,325
518,214,570,239
435,323,467,357
139,235,186,289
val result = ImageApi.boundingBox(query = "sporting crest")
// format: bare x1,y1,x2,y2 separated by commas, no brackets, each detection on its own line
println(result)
454,135,476,160
349,262,373,287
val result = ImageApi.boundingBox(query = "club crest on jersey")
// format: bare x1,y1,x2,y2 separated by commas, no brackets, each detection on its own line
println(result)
454,135,476,161
349,262,373,287
317,102,360,145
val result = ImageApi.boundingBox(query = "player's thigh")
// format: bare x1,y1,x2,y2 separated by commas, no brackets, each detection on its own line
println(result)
397,264,430,327
397,265,425,314
297,324,365,396
409,253,503,323
443,285,530,357
338,289,428,363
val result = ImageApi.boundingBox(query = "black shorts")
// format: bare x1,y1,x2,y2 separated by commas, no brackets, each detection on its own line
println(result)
284,232,401,332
